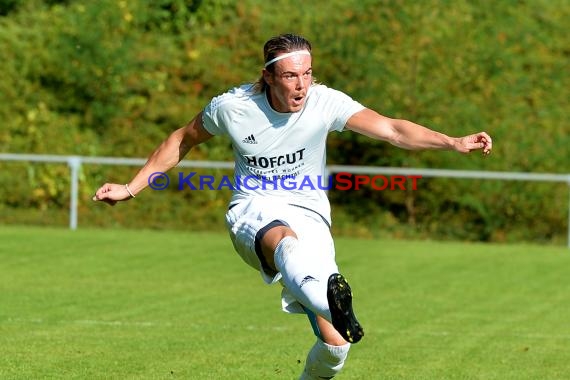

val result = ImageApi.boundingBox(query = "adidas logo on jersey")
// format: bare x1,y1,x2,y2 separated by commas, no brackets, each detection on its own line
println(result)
242,134,258,144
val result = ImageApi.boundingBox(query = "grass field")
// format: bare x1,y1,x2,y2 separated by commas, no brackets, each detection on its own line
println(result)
1,226,569,379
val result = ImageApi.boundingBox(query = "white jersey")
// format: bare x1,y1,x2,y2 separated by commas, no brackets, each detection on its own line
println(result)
202,83,365,225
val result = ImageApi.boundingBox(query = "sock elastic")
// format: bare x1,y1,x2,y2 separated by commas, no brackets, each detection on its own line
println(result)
299,339,350,380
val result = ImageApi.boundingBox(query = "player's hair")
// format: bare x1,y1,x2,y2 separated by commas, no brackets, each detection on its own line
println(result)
252,33,315,93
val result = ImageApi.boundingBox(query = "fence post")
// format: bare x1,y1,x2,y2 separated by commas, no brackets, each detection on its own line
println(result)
566,181,570,249
68,156,81,230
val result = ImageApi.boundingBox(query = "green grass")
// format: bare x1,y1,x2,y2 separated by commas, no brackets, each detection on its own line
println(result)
1,226,569,379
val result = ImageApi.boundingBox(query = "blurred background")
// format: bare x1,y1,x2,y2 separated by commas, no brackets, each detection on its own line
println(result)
0,0,568,245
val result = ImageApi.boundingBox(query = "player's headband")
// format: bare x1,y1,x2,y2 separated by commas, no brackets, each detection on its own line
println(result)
264,50,311,68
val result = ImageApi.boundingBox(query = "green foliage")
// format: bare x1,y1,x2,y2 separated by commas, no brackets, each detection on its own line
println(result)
0,0,18,16
0,0,568,243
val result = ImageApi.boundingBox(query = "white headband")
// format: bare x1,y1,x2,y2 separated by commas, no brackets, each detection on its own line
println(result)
264,50,311,68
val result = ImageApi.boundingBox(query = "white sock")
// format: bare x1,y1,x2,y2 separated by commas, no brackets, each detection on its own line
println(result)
299,339,351,380
274,236,332,321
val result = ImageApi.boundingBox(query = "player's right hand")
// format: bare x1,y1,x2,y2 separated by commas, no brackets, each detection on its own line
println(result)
92,183,132,206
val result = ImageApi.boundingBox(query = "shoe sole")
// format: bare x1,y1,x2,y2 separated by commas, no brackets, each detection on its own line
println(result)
327,273,364,344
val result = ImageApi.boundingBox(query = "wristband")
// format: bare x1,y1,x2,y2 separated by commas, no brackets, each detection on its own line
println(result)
125,184,136,198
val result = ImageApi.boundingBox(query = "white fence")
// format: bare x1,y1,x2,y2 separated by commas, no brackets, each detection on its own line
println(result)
1,153,569,247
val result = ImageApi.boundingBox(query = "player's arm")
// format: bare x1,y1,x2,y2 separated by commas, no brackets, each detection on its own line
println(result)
345,108,492,154
93,112,213,205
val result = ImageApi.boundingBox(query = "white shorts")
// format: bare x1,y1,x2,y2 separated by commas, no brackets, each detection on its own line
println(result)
225,197,338,314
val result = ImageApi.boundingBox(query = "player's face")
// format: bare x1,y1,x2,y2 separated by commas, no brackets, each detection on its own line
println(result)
264,53,313,113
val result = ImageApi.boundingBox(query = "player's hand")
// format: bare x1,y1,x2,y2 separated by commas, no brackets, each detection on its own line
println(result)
455,132,492,156
92,183,133,206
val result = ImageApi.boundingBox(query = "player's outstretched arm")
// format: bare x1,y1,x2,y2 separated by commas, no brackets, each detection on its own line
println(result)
346,108,492,155
93,112,213,206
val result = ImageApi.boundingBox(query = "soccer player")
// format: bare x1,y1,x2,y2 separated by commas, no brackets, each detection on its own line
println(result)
93,33,492,379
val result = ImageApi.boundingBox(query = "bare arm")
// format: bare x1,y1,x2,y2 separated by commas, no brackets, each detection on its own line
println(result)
93,112,213,205
346,108,492,154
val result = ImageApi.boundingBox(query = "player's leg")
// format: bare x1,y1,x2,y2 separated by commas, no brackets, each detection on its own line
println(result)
254,224,294,274
226,201,360,378
261,226,331,320
298,311,351,379
300,339,350,380
260,222,364,344
231,218,353,377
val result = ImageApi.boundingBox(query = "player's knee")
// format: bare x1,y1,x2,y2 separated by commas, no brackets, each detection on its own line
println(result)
272,227,297,250
260,224,296,256
302,339,350,379
265,224,297,245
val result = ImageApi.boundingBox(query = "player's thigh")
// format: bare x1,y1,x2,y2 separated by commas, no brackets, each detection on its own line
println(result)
288,210,337,271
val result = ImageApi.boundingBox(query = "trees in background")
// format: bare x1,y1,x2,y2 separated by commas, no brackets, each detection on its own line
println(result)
0,0,568,243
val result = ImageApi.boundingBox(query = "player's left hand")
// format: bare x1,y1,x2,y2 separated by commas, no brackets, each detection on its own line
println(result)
455,132,492,155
